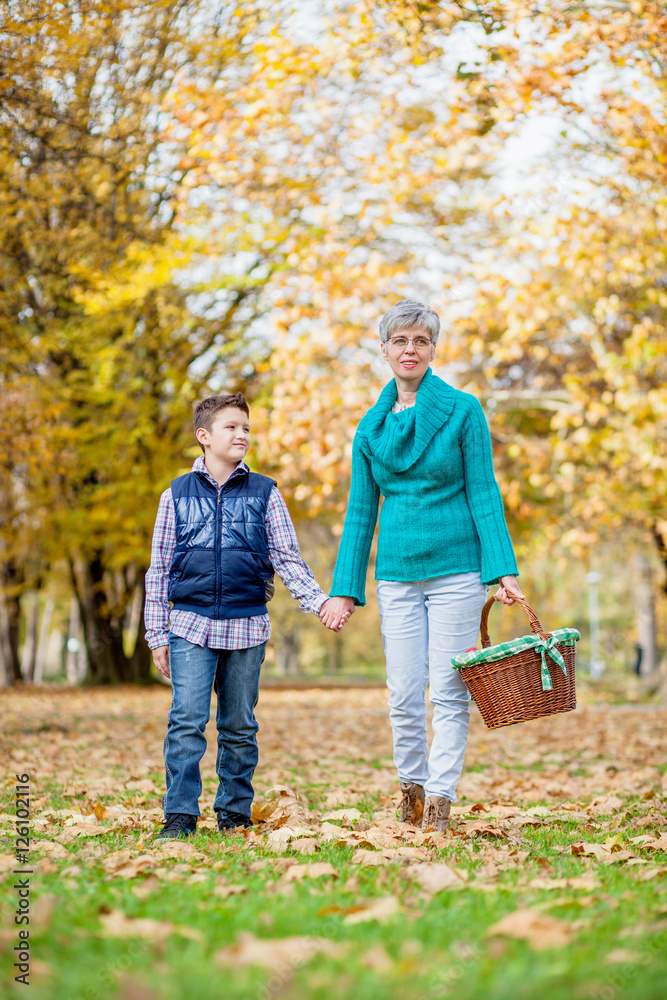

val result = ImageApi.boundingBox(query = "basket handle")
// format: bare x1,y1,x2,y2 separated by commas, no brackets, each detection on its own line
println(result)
480,595,552,648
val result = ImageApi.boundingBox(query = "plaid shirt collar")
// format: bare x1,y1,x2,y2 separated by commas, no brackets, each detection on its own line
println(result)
191,454,249,490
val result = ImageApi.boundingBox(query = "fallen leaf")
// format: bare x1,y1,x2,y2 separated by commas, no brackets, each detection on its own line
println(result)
478,859,499,880
214,884,247,899
586,796,624,815
461,821,507,839
57,824,107,842
636,867,667,882
410,863,465,894
215,932,343,967
101,851,156,879
249,860,269,871
323,788,362,808
150,841,204,862
35,840,70,859
132,876,160,899
251,787,305,829
344,896,401,924
350,848,401,867
30,893,56,931
571,842,608,861
290,838,320,856
604,949,647,965
124,779,158,794
321,808,363,823
112,857,158,879
349,826,400,849
99,909,203,942
283,862,338,882
528,877,599,891
319,821,351,842
603,833,624,850
267,827,298,852
64,814,99,827
643,835,667,852
361,945,394,972
486,908,575,949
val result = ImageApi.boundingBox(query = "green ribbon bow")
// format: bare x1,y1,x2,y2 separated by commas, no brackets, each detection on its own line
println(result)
537,636,568,691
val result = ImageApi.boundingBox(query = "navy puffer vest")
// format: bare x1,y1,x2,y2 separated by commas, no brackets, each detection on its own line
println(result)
168,468,276,619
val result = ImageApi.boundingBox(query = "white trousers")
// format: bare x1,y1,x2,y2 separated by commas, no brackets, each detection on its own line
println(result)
377,572,487,802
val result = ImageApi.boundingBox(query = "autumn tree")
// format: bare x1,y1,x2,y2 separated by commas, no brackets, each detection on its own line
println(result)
0,1,277,682
433,4,667,573
3,0,665,684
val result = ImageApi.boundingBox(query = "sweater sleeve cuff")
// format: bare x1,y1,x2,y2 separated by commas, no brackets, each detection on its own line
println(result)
329,587,366,607
481,563,519,588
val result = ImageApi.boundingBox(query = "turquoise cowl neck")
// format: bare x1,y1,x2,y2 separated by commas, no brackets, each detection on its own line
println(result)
360,366,457,473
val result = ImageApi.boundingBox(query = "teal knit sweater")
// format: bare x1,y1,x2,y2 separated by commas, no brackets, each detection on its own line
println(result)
330,367,518,605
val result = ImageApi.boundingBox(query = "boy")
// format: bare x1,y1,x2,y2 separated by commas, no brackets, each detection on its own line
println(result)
145,392,348,839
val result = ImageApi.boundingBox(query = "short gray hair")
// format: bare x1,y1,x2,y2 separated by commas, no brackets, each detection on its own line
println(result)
378,299,440,344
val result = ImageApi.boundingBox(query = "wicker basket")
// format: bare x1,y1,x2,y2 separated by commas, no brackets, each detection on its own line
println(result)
451,596,579,730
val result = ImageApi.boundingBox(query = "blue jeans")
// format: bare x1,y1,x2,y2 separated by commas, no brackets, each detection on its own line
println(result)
163,635,266,818
377,572,487,802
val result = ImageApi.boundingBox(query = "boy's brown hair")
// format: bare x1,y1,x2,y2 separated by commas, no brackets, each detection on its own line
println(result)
194,393,249,452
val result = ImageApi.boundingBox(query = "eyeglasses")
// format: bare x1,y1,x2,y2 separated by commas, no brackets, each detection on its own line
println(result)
386,336,433,350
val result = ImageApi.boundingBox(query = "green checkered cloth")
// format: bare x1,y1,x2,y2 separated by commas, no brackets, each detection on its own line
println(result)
451,628,580,692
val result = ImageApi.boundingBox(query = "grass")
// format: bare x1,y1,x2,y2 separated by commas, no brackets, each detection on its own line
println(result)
3,796,667,1000
1,687,666,1000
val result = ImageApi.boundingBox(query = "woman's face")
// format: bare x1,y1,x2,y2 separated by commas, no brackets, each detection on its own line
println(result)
380,325,436,383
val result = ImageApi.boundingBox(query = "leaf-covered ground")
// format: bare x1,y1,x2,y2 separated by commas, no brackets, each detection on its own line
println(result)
1,686,666,1000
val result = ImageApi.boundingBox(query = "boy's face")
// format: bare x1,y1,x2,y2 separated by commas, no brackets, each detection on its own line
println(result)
196,407,250,464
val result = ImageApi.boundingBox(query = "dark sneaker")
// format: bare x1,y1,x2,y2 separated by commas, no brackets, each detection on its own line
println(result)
421,795,451,833
155,813,197,840
399,781,425,825
217,810,253,832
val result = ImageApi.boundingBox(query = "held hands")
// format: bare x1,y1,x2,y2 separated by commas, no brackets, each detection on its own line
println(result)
319,596,355,632
494,575,525,607
152,645,171,680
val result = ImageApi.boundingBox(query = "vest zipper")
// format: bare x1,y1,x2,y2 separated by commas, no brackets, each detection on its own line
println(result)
215,488,222,619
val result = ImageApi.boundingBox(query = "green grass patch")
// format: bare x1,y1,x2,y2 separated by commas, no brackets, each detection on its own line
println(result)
3,794,667,1000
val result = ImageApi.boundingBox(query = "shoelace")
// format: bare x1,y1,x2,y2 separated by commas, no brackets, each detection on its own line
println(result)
423,801,445,825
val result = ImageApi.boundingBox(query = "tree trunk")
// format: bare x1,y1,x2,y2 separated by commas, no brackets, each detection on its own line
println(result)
70,556,152,684
635,551,657,676
0,562,22,682
327,631,344,674
127,577,152,683
66,596,84,684
653,522,667,595
276,627,300,675
0,600,15,687
33,592,55,684
20,592,39,682
70,554,128,683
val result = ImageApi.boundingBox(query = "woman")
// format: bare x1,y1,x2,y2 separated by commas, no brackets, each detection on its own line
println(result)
321,300,523,832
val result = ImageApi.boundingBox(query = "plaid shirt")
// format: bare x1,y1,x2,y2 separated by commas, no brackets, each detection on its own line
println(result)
145,456,328,650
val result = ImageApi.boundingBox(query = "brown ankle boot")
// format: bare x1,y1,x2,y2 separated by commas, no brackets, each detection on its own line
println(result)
422,795,451,833
399,781,425,825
